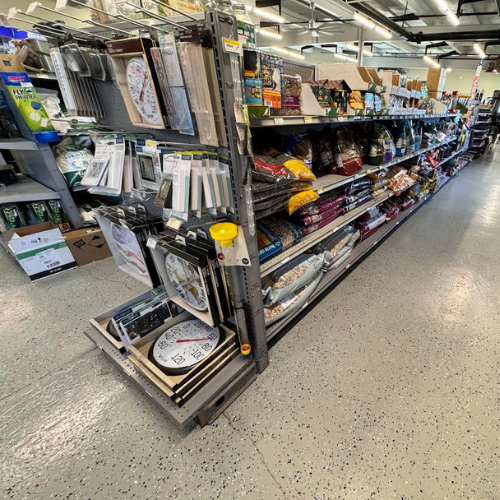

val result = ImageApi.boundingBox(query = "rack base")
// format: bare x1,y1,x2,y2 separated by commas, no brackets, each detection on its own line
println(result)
84,328,256,429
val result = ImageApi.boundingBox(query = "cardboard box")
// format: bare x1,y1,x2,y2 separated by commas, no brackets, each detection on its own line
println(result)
64,228,112,266
3,222,77,281
316,63,380,92
426,67,442,91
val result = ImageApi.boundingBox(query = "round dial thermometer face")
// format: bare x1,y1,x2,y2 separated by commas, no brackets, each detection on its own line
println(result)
125,57,162,126
149,320,222,374
164,254,208,311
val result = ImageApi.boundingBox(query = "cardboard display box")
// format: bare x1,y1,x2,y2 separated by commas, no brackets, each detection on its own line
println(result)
64,228,112,266
316,63,384,93
3,221,77,281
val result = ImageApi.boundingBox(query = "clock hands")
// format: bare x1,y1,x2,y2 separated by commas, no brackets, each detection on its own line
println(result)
176,338,211,343
139,70,148,102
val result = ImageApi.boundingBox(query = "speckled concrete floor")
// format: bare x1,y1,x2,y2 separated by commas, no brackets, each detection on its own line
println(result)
1,148,500,500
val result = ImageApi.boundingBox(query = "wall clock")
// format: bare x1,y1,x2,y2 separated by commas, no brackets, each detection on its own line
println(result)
164,253,208,312
148,319,222,374
125,57,162,126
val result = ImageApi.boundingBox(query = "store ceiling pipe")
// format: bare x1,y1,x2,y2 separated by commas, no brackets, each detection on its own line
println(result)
414,30,500,42
348,1,414,40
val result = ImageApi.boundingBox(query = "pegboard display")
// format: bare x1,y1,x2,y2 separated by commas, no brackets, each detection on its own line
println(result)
283,60,315,82
95,80,205,145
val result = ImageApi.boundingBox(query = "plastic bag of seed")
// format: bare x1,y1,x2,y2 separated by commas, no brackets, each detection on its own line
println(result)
263,253,325,306
264,272,323,326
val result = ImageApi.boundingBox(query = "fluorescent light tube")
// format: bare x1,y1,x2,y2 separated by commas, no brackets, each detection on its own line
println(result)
249,6,285,23
374,25,392,38
344,43,373,56
473,43,486,59
444,9,460,26
335,53,358,64
271,47,305,60
256,28,283,40
423,55,440,68
353,12,375,30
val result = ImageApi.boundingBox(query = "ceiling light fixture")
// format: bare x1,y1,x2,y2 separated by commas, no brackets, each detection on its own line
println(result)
374,25,393,39
433,0,460,26
423,55,440,68
446,68,452,72
335,53,358,64
473,43,486,59
353,12,375,30
344,43,373,56
247,6,286,23
354,12,392,39
271,46,305,60
256,27,283,40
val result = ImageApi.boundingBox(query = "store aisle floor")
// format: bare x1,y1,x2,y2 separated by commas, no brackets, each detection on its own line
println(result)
2,148,500,500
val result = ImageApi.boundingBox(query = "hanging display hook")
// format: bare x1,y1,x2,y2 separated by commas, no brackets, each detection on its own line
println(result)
143,0,200,22
122,2,193,32
26,2,119,39
1,13,88,41
7,8,101,40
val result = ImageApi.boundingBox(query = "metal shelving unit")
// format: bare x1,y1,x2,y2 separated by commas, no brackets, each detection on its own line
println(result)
311,135,458,196
267,150,469,342
0,138,38,151
0,80,84,228
0,174,60,203
44,7,469,427
251,113,457,128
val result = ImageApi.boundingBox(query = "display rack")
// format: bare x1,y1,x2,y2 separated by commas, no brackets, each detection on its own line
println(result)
0,80,84,228
28,6,471,427
0,174,60,203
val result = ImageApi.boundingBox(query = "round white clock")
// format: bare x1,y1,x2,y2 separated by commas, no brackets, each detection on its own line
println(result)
164,253,208,312
125,57,162,126
149,320,222,374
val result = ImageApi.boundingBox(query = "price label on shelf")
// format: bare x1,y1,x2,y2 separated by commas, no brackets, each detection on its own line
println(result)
332,226,339,233
304,116,313,123
222,38,242,55
274,118,284,125
281,257,291,265
317,187,323,194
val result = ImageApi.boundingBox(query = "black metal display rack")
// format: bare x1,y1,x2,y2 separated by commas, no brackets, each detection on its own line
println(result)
19,10,471,428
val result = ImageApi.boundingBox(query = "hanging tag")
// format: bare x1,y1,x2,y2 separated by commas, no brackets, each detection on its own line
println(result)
55,0,67,10
222,38,242,55
146,237,157,249
175,234,186,246
167,218,182,230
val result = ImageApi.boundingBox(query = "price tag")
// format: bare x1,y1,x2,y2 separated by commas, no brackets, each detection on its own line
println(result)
281,257,291,265
167,218,182,230
304,116,313,123
317,187,323,194
339,116,347,122
274,117,284,125
146,238,157,249
332,226,339,233
55,0,68,9
36,73,49,79
222,38,242,55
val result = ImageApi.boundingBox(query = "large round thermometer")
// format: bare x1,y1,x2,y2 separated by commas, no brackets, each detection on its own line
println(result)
164,254,208,312
125,57,162,126
149,320,222,374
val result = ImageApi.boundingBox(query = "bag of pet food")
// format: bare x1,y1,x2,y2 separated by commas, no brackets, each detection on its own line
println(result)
263,253,324,306
334,127,363,176
252,155,297,184
264,273,322,326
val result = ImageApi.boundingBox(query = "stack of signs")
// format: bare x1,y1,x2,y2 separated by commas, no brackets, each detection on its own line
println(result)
94,205,164,287
148,233,232,327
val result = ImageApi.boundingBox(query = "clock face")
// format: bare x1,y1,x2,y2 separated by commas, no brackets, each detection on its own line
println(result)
149,320,222,374
165,253,208,311
125,57,162,126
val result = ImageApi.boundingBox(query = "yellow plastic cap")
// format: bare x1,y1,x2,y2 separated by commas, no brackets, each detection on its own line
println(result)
241,343,251,356
209,222,238,247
